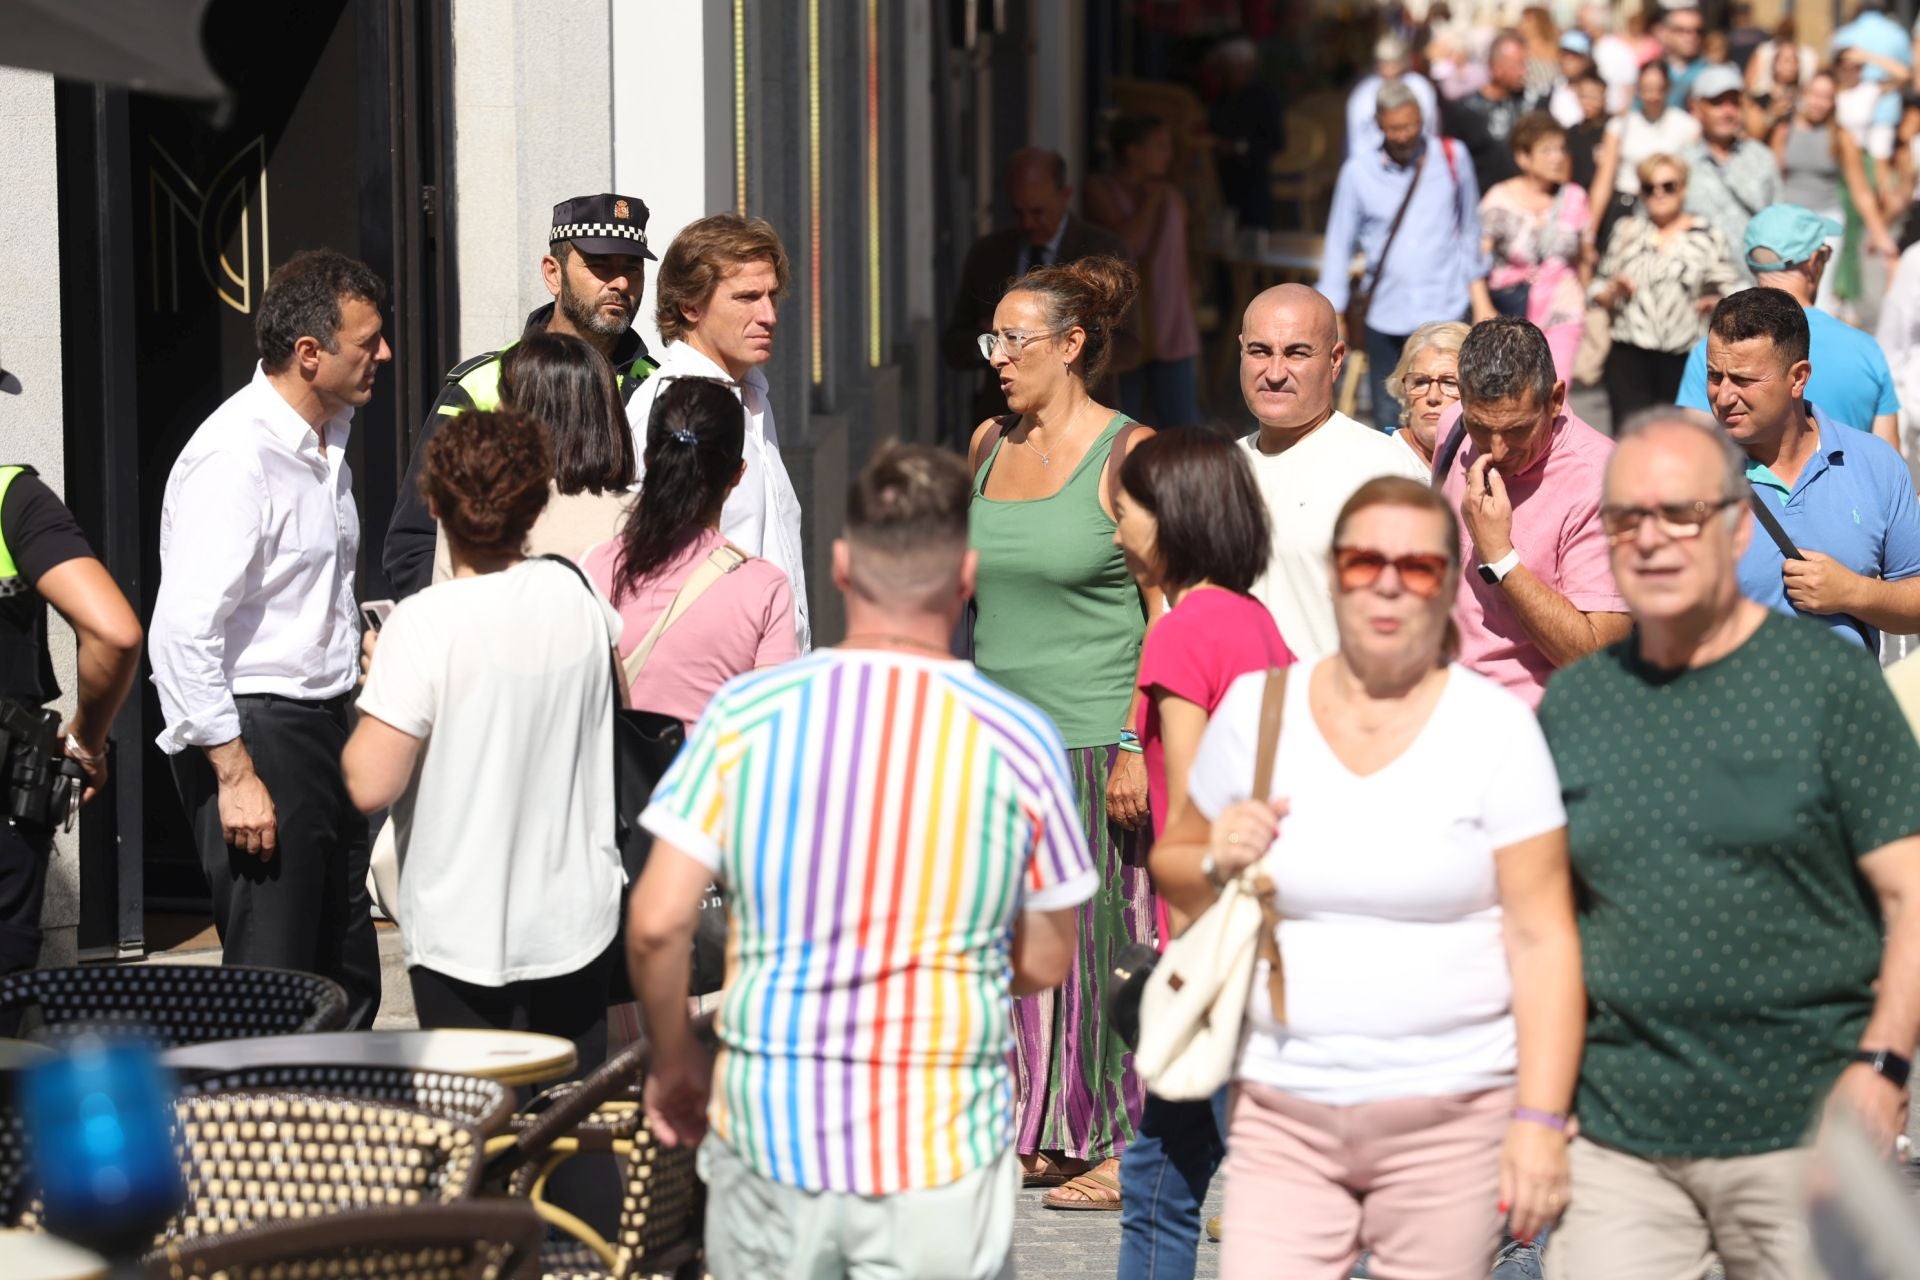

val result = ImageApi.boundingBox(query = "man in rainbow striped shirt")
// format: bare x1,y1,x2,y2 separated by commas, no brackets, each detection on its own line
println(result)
629,443,1097,1279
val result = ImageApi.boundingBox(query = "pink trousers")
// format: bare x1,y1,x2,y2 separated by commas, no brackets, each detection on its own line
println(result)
1219,1080,1513,1280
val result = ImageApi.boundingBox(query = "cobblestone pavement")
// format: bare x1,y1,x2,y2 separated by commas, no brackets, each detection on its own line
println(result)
1010,1178,1224,1280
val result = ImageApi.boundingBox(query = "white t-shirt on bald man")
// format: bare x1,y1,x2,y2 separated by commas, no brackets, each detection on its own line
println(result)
1187,660,1566,1104
1238,410,1430,665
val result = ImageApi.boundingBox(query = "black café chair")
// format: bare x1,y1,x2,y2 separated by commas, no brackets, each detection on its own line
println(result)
0,964,347,1048
146,1199,545,1280
178,1065,516,1138
485,1035,705,1280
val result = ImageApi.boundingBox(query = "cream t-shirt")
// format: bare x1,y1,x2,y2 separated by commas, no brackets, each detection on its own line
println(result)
1238,412,1430,665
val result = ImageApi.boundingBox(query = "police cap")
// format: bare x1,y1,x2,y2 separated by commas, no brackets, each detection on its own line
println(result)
549,193,657,260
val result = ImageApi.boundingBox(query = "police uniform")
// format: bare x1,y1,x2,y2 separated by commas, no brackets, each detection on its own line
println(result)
383,193,659,596
0,467,99,975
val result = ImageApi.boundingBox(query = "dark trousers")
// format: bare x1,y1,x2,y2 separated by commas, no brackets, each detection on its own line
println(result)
1365,327,1413,433
0,817,56,1035
171,693,380,1029
1604,342,1692,429
408,949,612,1079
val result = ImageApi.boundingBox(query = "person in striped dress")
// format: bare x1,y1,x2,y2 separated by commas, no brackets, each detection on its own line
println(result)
627,444,1097,1280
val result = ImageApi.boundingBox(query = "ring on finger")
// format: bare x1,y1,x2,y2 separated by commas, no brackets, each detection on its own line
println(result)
1227,830,1242,845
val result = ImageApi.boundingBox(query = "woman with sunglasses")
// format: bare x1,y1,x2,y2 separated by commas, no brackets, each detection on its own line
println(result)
1149,476,1583,1279
1592,153,1739,425
1385,320,1470,471
968,254,1158,1210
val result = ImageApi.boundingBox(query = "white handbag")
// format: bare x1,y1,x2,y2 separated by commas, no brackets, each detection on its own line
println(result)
1134,667,1289,1101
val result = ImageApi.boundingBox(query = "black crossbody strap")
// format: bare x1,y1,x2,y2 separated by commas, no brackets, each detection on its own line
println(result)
1744,489,1800,561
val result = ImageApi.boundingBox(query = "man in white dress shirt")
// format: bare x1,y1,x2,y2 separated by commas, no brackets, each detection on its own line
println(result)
148,250,390,1027
627,215,810,651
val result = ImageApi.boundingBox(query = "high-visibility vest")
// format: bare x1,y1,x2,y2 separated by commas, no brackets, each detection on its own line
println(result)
434,343,657,418
0,467,31,599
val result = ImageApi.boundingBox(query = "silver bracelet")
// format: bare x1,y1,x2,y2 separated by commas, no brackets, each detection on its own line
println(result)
63,734,102,768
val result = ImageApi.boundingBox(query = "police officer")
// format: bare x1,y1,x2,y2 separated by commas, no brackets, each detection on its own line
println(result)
383,193,659,595
0,463,142,982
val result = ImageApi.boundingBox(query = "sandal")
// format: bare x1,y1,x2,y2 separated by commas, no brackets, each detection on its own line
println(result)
1020,1154,1086,1188
1042,1163,1122,1211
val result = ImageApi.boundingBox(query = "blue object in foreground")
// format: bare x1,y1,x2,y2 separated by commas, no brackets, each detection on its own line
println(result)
21,1035,182,1255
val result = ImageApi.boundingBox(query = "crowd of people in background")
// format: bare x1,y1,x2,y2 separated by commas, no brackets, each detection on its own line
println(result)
73,4,1920,1280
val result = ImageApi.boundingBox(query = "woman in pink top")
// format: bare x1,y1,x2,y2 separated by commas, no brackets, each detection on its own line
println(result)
1110,428,1291,1268
583,377,796,726
1085,113,1203,429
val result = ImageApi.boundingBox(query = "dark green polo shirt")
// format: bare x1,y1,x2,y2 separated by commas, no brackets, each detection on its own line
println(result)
1538,612,1920,1158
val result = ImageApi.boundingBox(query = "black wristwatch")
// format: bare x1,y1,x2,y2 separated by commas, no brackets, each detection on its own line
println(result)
1852,1047,1913,1089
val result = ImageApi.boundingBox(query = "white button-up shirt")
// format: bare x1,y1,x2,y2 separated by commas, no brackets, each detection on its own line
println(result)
149,363,362,754
626,343,811,651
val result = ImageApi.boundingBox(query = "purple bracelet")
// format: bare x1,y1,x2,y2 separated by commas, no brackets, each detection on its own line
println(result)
1512,1107,1569,1133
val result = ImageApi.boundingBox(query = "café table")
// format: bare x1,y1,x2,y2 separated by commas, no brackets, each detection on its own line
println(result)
0,1229,107,1280
160,1028,577,1087
0,1038,54,1068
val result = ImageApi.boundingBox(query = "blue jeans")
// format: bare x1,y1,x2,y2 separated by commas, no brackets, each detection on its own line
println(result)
1117,1087,1229,1280
1118,356,1201,429
1364,327,1411,434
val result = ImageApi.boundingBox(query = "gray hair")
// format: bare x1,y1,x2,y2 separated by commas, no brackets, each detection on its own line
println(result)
1457,316,1556,410
1375,35,1409,69
1375,77,1421,119
1387,320,1470,425
1612,405,1751,508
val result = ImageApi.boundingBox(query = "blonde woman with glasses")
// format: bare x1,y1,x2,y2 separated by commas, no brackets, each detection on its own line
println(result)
1385,321,1470,471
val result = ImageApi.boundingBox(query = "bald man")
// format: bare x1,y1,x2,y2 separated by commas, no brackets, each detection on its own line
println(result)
1237,285,1429,662
942,148,1132,429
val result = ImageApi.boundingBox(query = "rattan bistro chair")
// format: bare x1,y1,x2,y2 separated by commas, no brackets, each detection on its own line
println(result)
179,1065,515,1137
0,1070,29,1227
0,965,347,1048
485,1037,704,1280
148,1200,545,1280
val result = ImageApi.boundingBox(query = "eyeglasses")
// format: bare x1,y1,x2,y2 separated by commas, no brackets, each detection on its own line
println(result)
1642,179,1682,196
977,330,1059,362
1599,497,1741,543
1404,374,1460,399
1332,546,1453,599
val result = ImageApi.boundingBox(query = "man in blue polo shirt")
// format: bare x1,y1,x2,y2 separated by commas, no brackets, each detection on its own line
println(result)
1703,287,1920,652
1679,205,1901,451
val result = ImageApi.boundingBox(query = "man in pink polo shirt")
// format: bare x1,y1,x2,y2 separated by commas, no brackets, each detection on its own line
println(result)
1438,317,1630,707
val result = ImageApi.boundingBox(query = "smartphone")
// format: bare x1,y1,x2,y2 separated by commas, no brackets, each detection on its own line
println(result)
360,599,395,632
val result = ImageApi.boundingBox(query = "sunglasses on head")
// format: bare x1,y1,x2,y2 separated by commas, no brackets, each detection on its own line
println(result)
1332,547,1452,599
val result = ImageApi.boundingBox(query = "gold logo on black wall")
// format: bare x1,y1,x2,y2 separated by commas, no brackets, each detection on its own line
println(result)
149,137,271,315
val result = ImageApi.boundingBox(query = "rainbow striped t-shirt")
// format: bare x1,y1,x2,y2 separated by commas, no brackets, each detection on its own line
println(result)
641,649,1097,1195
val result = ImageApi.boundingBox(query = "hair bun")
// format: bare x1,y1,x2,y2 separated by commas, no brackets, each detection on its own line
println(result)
1065,255,1139,328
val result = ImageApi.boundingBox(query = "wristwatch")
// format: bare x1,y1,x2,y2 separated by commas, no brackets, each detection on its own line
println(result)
1852,1047,1913,1089
1200,853,1229,891
1478,549,1521,585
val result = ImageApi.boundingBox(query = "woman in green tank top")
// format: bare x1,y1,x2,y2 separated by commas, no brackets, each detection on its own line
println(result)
967,255,1160,1208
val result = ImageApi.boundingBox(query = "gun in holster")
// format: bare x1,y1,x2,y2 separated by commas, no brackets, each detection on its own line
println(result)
0,699,85,830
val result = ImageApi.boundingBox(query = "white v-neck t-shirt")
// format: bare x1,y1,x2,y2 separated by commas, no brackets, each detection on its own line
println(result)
1187,661,1566,1103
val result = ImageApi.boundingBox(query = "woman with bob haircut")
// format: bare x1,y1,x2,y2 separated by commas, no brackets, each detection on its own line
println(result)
430,330,637,581
1111,426,1293,1277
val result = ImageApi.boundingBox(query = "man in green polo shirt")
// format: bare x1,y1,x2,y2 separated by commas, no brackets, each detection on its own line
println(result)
1538,407,1920,1280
